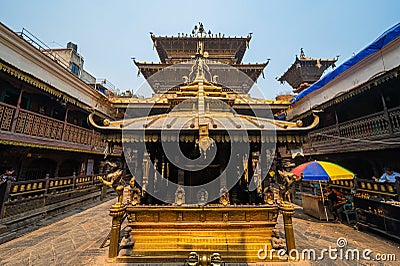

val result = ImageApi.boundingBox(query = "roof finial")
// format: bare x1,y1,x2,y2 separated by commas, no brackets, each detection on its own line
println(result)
192,22,209,38
300,48,306,59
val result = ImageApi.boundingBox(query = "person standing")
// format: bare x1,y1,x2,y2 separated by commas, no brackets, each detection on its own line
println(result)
0,168,16,213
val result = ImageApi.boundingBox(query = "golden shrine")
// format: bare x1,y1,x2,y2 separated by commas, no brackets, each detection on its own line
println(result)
90,23,319,263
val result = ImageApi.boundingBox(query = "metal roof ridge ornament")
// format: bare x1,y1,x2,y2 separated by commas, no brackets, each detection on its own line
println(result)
192,22,208,38
188,38,211,83
192,48,214,158
87,110,320,131
299,48,308,60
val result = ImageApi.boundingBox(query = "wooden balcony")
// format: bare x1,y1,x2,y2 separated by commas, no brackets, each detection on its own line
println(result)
306,107,400,154
0,174,113,230
0,101,106,153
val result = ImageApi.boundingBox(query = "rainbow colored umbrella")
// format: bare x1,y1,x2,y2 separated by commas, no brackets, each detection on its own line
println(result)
291,161,355,181
291,161,354,221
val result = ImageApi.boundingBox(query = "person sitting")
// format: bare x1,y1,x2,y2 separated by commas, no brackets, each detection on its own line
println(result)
376,167,400,183
326,186,347,222
0,168,16,184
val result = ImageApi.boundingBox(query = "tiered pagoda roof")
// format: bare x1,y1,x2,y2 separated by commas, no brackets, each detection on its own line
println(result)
92,52,319,146
134,23,269,94
278,49,337,93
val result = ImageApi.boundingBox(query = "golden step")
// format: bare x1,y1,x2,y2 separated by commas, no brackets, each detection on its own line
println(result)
132,243,271,250
118,251,284,263
130,230,273,236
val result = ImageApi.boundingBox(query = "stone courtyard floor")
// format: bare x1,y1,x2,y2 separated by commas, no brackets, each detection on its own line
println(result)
0,199,398,266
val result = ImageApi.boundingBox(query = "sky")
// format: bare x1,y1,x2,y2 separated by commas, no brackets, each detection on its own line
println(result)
1,0,399,99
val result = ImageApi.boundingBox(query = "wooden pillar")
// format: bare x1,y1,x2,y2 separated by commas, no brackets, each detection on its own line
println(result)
10,88,24,133
54,160,62,178
260,146,267,188
279,202,296,252
17,155,26,180
219,142,227,189
380,90,393,134
142,152,150,191
177,169,184,185
165,162,170,187
90,129,95,146
147,146,155,195
334,110,341,143
395,179,400,202
61,106,69,141
135,144,144,189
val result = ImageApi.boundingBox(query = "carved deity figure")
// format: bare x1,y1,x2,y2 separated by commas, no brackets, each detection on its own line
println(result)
175,185,185,206
128,176,141,205
197,188,208,205
271,229,286,250
99,162,124,204
277,170,297,202
263,187,275,205
118,226,134,256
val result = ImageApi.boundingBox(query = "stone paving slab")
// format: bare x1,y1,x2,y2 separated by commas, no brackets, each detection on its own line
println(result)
0,202,398,266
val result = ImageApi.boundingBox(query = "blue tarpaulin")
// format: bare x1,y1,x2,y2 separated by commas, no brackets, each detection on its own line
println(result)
274,113,286,120
291,22,400,104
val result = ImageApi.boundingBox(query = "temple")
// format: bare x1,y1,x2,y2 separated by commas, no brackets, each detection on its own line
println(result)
1,17,400,265
278,48,337,93
89,23,319,263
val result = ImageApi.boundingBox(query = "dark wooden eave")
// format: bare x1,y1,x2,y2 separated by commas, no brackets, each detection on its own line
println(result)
134,61,268,93
150,35,251,64
278,57,337,90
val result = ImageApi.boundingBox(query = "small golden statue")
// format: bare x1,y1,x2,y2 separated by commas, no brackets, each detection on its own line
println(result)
128,176,141,205
219,187,230,206
263,187,275,205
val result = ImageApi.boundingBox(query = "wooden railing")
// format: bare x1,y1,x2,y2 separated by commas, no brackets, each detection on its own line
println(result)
389,107,400,132
0,102,15,131
0,101,105,148
330,178,399,199
339,111,389,139
15,108,64,140
0,174,106,219
308,124,339,145
64,123,93,145
309,107,400,149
